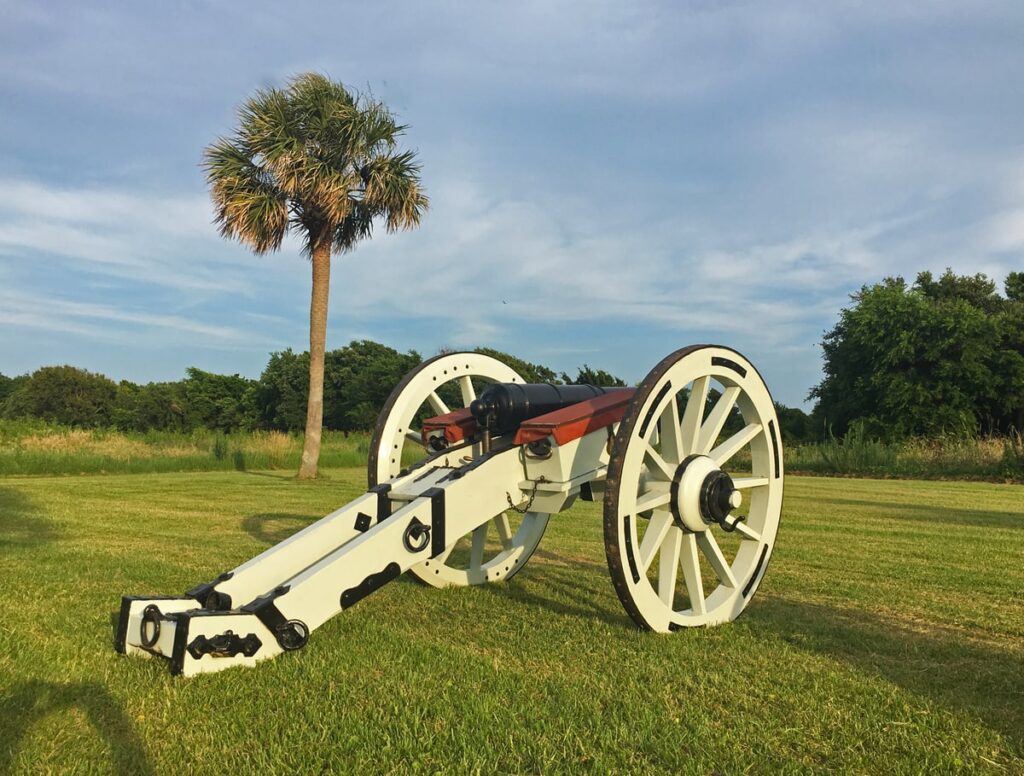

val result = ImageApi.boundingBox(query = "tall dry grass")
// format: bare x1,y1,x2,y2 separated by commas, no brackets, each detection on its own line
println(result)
2,418,1022,481
0,420,372,476
787,428,1024,480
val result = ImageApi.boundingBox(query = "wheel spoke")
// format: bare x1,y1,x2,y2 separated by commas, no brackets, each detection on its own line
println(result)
709,422,762,467
638,511,673,573
493,513,513,550
470,524,487,570
696,531,737,587
732,476,769,489
644,443,675,481
680,376,710,456
658,526,683,606
732,521,762,542
428,391,450,416
679,532,707,615
405,430,423,446
635,488,671,514
458,375,476,405
697,386,741,453
659,395,684,463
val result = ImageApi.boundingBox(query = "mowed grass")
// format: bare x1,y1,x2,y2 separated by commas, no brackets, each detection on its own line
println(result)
0,470,1021,774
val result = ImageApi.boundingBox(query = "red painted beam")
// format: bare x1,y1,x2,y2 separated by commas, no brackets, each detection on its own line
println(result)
421,407,477,445
514,388,636,446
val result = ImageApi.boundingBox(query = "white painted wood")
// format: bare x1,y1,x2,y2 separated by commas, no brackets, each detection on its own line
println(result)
605,345,784,632
643,443,674,481
428,391,450,416
638,511,672,574
679,532,707,616
680,375,709,457
658,527,683,605
709,423,763,467
697,385,740,453
459,375,476,404
696,531,737,588
368,352,549,588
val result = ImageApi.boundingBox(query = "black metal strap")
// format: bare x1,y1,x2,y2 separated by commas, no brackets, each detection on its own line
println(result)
185,571,234,610
423,487,446,558
239,586,309,651
240,586,290,633
369,484,392,522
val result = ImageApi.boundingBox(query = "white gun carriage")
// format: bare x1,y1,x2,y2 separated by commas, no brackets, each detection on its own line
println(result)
116,345,783,676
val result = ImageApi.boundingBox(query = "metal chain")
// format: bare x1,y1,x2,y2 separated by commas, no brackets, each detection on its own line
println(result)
506,477,547,514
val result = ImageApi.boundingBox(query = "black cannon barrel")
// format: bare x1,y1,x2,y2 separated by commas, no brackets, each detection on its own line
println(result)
470,383,621,435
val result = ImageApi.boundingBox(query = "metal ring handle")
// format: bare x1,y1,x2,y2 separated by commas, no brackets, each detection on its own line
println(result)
140,604,162,648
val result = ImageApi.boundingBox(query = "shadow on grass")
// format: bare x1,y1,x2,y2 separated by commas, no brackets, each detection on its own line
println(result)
0,487,58,549
498,562,631,628
240,470,295,481
241,512,317,546
745,597,1024,756
824,498,1022,530
0,680,153,774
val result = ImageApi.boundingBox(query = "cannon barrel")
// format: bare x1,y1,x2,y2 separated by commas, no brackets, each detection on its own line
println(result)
470,383,622,435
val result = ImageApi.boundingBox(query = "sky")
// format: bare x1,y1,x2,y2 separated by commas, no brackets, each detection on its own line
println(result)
1,1,1023,408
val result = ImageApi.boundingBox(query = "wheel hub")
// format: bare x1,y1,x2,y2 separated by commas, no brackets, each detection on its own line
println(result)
669,455,742,532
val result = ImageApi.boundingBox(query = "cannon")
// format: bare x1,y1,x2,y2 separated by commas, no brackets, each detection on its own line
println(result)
115,345,783,675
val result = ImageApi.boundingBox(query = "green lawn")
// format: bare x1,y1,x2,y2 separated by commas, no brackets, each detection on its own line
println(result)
0,470,1021,774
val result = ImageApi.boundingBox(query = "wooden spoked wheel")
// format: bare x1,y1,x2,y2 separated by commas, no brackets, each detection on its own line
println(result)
604,345,783,630
368,352,550,588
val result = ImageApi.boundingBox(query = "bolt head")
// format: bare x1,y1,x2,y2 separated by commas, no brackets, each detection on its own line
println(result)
728,490,743,510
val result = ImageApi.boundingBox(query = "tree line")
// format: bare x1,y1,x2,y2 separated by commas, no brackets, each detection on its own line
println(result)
6,268,1015,444
0,341,633,435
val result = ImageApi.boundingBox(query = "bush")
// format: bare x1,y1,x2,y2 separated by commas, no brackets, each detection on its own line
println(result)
3,366,117,427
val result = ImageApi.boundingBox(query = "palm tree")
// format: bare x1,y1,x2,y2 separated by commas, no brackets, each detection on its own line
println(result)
204,73,428,479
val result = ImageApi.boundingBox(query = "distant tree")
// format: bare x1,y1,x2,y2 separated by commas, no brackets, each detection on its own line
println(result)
914,268,1004,314
183,368,254,432
810,271,1022,438
473,348,561,384
774,402,817,444
113,381,190,432
1006,271,1024,304
562,364,626,387
204,72,428,479
251,349,310,431
991,294,1024,432
4,366,117,427
0,372,27,407
252,341,421,433
327,341,421,431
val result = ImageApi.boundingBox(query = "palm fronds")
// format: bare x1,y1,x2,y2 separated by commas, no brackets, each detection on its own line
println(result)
203,73,427,257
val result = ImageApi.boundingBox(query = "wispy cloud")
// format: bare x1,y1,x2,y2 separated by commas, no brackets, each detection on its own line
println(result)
0,177,264,294
0,288,283,350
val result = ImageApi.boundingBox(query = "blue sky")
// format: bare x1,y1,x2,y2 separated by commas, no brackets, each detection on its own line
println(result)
2,1,1023,407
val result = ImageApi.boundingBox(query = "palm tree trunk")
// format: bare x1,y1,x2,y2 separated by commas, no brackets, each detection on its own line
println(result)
298,240,331,479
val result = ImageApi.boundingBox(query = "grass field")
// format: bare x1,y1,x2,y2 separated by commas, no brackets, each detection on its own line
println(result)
1,469,1022,773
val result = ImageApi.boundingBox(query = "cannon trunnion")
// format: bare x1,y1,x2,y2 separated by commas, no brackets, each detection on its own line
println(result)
116,345,784,675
